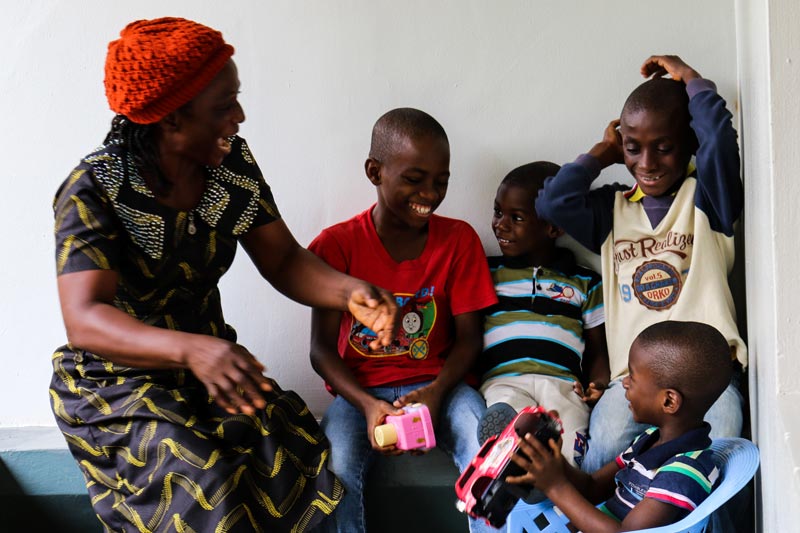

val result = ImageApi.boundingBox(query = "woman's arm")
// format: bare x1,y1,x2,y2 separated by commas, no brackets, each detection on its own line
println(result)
57,269,272,414
241,220,397,347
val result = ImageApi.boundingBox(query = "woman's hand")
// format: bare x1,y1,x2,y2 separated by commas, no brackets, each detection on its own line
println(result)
184,336,273,415
588,119,624,169
347,283,399,350
58,269,270,416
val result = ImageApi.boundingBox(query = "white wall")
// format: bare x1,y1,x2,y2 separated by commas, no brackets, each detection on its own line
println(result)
0,1,740,425
735,0,800,529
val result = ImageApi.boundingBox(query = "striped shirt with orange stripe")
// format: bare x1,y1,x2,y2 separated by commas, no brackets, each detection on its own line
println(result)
600,424,719,521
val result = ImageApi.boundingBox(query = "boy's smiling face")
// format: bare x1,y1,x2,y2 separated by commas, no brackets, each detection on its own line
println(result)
623,340,665,425
492,182,559,266
369,133,450,230
620,107,692,198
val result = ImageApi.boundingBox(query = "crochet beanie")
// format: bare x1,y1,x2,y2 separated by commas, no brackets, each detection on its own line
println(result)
104,17,234,124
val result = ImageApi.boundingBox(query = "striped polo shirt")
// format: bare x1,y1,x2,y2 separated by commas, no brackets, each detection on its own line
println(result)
600,424,719,521
481,248,604,382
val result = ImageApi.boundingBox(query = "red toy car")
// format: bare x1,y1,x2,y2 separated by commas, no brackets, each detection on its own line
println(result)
454,406,563,528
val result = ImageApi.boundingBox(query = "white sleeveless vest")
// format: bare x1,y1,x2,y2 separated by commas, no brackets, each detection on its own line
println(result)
601,177,747,379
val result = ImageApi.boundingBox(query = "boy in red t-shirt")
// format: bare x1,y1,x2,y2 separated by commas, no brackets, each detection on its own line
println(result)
308,108,498,533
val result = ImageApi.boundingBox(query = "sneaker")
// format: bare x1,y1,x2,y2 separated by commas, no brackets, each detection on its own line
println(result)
478,402,517,444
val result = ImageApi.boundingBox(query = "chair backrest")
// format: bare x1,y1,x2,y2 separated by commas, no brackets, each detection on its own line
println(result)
506,437,759,533
506,500,573,533
629,437,760,533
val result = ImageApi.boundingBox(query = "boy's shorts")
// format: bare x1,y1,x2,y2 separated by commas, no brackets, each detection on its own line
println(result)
480,374,590,467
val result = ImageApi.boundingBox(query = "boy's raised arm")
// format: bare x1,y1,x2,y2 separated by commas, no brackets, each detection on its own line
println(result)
687,79,743,237
587,119,625,169
640,55,701,82
642,54,743,237
535,124,624,254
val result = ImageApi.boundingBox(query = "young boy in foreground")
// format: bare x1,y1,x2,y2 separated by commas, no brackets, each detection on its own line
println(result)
506,320,733,532
479,162,610,467
308,108,497,533
536,55,746,472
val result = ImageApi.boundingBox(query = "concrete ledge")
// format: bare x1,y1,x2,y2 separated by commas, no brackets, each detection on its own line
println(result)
0,427,469,532
0,427,99,533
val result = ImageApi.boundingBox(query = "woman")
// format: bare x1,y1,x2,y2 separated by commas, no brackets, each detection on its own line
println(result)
51,18,396,532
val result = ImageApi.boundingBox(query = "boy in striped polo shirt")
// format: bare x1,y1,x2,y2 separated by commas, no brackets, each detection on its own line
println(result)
478,162,610,467
507,321,732,531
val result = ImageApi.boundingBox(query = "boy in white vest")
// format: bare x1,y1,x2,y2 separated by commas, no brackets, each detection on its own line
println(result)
536,55,746,474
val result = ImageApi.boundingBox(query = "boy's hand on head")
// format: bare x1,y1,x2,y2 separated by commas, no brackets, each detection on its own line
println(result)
506,433,567,494
394,383,444,428
588,119,624,169
367,398,405,455
573,381,607,405
641,55,701,83
347,284,399,350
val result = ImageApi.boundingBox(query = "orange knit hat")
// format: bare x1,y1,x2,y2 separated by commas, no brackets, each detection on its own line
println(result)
104,17,234,124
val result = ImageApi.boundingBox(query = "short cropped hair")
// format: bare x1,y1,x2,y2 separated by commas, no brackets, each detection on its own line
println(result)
621,77,697,153
634,321,732,414
501,161,561,197
369,108,448,162
623,77,689,118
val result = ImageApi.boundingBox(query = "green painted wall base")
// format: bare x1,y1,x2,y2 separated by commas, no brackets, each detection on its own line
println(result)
0,428,99,532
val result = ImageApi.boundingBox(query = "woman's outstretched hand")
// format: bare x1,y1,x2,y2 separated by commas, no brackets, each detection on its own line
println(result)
347,284,399,350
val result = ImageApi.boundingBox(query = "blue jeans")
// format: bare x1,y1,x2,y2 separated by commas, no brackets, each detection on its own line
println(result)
580,375,744,473
321,380,494,533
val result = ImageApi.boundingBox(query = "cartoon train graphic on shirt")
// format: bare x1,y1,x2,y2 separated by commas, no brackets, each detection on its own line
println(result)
349,291,436,358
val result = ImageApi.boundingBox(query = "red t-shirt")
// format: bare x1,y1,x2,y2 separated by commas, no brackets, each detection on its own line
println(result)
309,206,497,388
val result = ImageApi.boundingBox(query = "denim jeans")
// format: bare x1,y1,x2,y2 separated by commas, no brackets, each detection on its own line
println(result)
580,375,744,473
320,380,495,533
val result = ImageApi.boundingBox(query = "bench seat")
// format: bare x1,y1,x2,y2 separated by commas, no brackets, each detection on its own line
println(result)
0,427,469,532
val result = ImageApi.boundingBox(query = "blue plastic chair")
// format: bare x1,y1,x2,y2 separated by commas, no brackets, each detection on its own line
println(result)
506,437,759,533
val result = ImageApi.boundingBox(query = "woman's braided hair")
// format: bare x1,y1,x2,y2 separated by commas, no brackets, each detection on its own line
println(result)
104,115,172,196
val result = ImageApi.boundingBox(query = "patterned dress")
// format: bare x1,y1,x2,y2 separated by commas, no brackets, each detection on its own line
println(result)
50,136,342,532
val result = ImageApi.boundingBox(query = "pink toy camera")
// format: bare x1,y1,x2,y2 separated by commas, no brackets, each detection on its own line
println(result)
454,406,563,528
373,403,436,451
